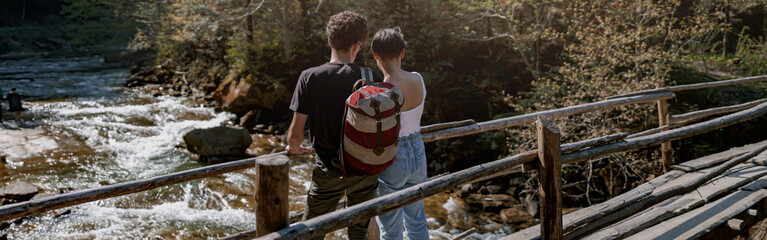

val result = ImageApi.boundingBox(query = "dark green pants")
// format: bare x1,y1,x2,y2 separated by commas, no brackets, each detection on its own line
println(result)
302,166,378,240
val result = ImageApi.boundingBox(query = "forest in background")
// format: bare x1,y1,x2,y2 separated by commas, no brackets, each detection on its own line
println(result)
4,0,767,209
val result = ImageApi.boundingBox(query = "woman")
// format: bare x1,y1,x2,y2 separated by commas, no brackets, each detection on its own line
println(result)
371,28,429,240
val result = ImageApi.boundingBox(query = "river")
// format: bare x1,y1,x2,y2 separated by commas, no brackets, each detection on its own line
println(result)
0,54,508,239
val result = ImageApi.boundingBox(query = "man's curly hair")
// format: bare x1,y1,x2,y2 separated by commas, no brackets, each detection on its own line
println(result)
326,11,368,51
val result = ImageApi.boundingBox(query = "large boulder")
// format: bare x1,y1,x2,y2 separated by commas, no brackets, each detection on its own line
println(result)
0,181,39,203
183,126,253,157
217,79,288,115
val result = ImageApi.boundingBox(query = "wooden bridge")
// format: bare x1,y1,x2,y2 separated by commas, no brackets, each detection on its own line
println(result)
3,75,767,239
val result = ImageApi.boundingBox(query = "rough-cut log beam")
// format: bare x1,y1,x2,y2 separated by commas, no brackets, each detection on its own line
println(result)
0,153,284,222
727,218,745,231
582,164,767,240
505,143,767,240
500,170,686,240
562,101,767,165
467,133,628,185
563,144,767,239
255,156,289,236
420,119,476,133
657,95,673,172
670,98,767,125
606,75,767,100
536,116,563,240
627,125,674,139
247,152,535,240
421,92,674,142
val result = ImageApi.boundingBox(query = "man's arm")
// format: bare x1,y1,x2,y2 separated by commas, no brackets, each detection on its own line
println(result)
286,111,313,154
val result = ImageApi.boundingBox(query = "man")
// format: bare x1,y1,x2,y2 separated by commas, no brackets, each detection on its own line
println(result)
286,11,383,240
7,88,23,122
0,87,4,123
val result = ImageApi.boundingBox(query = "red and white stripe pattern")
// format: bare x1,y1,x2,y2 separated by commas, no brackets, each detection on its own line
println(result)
343,81,404,175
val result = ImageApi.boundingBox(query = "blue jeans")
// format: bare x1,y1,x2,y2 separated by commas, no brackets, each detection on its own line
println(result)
376,132,430,240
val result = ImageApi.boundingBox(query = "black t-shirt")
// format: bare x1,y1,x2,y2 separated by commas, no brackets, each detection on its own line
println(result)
290,62,383,168
7,93,22,111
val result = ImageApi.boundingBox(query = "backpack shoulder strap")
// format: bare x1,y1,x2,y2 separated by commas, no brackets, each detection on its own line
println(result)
360,66,375,84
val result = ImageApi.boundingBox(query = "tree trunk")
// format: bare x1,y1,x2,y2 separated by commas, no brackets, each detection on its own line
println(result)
723,1,730,57
298,0,310,36
21,0,26,21
246,14,255,65
281,0,291,61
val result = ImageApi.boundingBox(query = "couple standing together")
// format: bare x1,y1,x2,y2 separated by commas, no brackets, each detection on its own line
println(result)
286,11,429,240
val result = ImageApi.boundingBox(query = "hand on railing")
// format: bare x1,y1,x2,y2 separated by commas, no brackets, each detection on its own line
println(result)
286,145,314,160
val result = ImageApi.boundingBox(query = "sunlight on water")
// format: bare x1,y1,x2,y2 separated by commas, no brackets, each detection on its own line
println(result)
0,55,505,239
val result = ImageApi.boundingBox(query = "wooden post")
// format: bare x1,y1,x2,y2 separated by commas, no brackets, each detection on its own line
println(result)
536,115,563,240
255,155,290,237
657,83,673,172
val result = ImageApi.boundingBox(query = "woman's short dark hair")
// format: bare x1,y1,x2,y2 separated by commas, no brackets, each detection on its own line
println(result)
326,11,368,51
371,28,407,59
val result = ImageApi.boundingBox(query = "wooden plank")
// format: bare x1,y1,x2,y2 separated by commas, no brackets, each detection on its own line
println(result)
536,116,563,240
740,174,767,191
506,142,767,240
583,164,767,240
563,144,767,239
673,139,767,172
670,98,767,125
501,170,685,240
624,189,767,240
748,148,767,166
562,101,767,165
421,92,674,142
606,75,767,100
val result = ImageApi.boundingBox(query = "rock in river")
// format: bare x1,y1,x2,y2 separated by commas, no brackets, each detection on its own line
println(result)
0,127,59,161
183,126,253,158
0,181,39,202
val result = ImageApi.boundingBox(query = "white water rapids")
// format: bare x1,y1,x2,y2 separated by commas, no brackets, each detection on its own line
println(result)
0,54,508,239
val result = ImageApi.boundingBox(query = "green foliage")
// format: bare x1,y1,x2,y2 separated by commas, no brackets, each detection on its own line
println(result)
61,0,139,47
735,27,767,75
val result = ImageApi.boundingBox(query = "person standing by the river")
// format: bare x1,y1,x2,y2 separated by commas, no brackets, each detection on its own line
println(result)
0,87,4,123
7,88,24,122
371,28,430,240
286,11,384,240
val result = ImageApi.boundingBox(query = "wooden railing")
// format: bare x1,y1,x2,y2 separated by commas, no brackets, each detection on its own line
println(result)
1,75,767,240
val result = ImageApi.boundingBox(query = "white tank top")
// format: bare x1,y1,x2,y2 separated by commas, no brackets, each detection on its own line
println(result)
399,72,426,137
